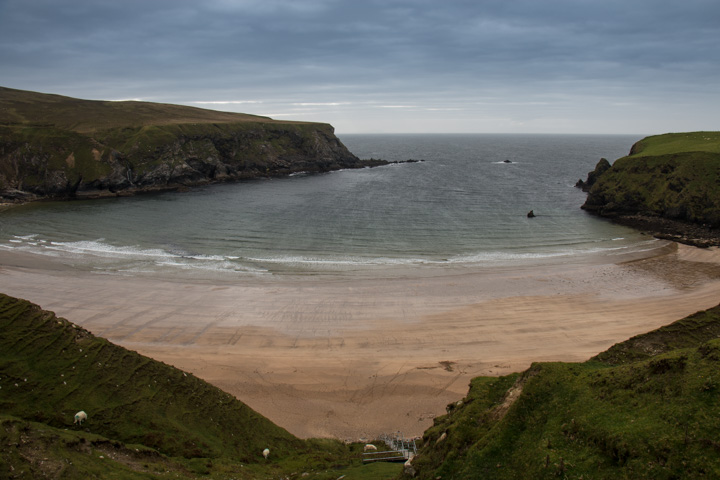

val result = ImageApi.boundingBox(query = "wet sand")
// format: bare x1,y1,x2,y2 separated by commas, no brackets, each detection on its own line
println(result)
1,242,720,440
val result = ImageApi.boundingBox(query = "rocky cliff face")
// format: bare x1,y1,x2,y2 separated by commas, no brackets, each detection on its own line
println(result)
0,122,383,202
0,87,384,202
575,157,610,192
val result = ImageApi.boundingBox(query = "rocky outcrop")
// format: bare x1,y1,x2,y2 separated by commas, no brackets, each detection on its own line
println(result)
0,87,387,202
579,133,720,247
574,157,610,192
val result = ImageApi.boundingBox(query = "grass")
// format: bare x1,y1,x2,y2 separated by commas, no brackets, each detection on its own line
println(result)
0,414,184,479
628,132,720,157
0,293,403,479
593,306,720,365
0,293,301,460
405,304,720,479
0,414,403,479
0,86,315,134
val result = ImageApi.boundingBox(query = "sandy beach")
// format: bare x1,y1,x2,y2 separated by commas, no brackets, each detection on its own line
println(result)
1,242,720,440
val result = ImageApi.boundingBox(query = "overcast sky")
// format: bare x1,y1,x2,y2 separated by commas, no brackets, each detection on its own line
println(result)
1,0,719,134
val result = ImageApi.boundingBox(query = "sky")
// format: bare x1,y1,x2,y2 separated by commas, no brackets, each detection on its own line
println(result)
1,0,719,134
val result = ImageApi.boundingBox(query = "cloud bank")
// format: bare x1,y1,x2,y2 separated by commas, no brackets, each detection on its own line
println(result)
1,0,719,133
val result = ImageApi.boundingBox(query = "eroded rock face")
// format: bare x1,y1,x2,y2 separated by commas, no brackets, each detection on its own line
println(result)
0,122,381,201
575,157,611,192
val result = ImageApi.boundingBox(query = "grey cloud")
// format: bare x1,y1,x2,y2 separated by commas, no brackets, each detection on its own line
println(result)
1,0,719,132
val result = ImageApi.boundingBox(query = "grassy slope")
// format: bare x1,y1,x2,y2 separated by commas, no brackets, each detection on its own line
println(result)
583,132,720,227
0,415,401,480
406,304,720,480
627,132,720,157
0,86,296,133
0,293,404,479
0,293,301,460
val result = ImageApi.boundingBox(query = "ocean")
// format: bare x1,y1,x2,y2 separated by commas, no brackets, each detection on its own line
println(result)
0,134,660,278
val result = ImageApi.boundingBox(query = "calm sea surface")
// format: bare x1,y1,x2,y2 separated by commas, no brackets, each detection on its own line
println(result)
0,134,659,278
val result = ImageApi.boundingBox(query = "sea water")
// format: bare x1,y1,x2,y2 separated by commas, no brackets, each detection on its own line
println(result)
0,134,659,278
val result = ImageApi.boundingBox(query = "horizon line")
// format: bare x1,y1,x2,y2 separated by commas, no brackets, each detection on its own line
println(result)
334,131,652,136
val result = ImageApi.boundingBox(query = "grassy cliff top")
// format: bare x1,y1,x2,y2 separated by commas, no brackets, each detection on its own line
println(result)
581,131,720,234
628,131,720,157
0,86,311,134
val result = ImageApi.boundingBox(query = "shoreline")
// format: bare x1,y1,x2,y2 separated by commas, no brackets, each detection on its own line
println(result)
584,212,720,249
1,243,720,440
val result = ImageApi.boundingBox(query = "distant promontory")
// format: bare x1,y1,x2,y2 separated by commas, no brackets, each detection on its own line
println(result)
0,87,387,202
579,132,720,247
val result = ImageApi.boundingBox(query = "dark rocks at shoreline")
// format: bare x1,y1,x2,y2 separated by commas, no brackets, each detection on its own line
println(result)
595,213,720,248
363,158,425,165
0,188,39,203
0,157,427,205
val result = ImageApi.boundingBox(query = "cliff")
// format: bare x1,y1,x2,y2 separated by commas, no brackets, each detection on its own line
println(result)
0,86,384,202
580,132,720,247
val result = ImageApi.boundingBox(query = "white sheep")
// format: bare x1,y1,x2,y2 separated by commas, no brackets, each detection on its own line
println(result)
262,448,270,459
74,410,87,425
363,444,377,452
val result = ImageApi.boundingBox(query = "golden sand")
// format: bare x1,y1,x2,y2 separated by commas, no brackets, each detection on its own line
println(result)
1,243,719,440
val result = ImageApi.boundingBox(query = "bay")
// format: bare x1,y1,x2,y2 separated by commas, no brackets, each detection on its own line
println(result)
0,134,658,278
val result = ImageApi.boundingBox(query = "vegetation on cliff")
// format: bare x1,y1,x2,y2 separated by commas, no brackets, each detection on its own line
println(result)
580,131,720,246
0,293,400,479
403,304,720,479
0,87,383,202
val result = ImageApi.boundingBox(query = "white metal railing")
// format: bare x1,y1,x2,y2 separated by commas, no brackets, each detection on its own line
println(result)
362,432,418,463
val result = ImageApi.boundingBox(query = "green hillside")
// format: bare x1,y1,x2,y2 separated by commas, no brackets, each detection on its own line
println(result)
0,87,378,202
581,132,720,245
627,132,720,157
0,86,283,133
0,293,401,479
0,292,299,457
404,304,720,479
